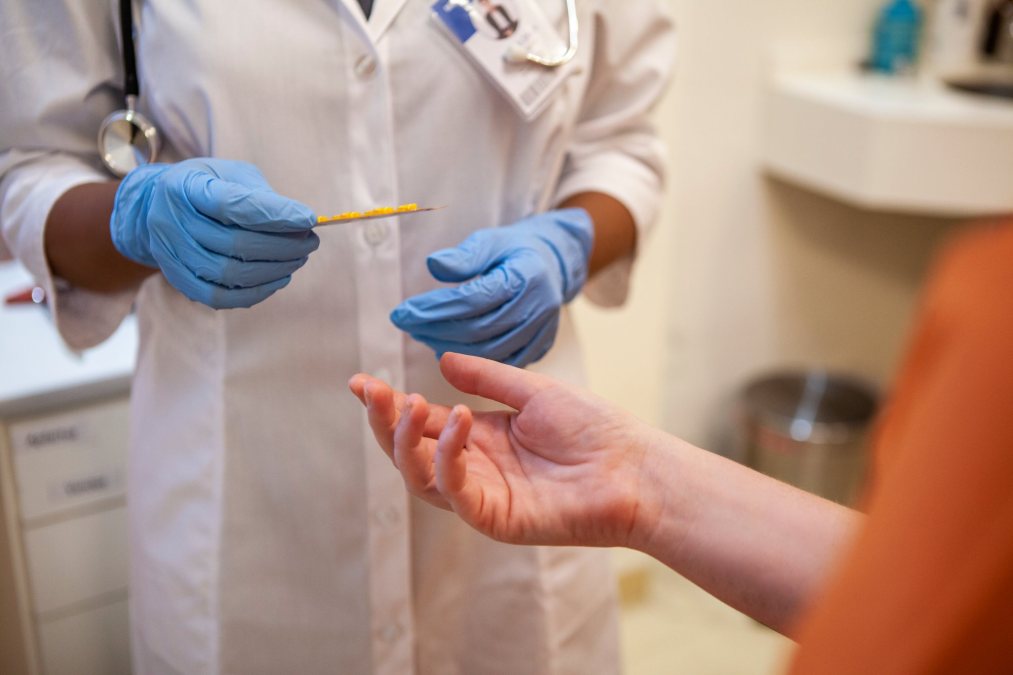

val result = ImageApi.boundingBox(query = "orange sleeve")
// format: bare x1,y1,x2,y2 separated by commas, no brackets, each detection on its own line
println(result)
788,222,1013,674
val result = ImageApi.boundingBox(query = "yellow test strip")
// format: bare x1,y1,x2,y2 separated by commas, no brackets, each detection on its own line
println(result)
315,203,440,227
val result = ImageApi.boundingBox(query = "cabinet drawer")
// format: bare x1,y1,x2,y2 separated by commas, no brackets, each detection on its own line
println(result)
8,399,129,521
24,506,129,616
37,598,131,675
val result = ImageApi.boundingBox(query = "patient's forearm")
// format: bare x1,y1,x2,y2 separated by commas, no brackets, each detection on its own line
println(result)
631,432,861,635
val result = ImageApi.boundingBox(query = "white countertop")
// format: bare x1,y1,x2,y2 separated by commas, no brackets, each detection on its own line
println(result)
773,70,1013,125
763,70,1013,216
0,262,137,419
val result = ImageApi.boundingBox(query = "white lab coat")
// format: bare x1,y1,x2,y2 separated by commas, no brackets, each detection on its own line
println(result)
0,1,675,673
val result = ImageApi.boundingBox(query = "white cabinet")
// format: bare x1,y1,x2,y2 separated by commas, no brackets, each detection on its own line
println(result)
24,502,129,616
10,401,129,522
1,399,132,675
36,598,131,675
1,260,136,675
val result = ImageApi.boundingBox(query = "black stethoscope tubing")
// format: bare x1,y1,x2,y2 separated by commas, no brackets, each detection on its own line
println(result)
120,0,140,99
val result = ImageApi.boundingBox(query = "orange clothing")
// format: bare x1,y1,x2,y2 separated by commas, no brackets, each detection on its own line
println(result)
790,222,1013,674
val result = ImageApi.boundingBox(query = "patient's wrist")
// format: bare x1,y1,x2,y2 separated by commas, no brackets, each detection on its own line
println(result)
619,427,676,551
624,430,695,556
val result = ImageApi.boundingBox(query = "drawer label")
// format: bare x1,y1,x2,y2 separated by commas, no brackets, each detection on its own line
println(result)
22,425,80,450
47,470,123,506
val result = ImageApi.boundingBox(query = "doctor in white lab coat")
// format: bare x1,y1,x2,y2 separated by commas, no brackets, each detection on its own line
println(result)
0,1,675,673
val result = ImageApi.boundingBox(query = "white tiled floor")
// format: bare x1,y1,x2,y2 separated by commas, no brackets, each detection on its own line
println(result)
618,552,794,675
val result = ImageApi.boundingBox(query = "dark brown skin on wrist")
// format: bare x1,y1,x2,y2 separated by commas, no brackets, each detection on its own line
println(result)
559,191,637,277
44,181,154,293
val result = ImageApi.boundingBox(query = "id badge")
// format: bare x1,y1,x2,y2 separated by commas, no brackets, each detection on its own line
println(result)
430,0,576,120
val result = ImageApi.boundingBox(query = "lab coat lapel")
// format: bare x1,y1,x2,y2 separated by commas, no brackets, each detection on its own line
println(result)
337,0,371,33
366,0,412,42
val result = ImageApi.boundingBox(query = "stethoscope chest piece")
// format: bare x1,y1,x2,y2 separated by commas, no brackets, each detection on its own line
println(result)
98,95,160,178
100,0,160,177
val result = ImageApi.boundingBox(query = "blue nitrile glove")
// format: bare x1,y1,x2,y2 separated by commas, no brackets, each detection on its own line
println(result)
110,158,319,309
391,208,594,367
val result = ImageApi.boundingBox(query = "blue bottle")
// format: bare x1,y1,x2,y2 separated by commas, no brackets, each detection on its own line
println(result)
870,0,924,74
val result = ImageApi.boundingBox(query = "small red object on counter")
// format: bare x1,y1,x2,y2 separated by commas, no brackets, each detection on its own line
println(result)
4,285,46,306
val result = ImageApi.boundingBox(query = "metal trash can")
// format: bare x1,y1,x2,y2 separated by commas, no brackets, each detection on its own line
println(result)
738,370,879,505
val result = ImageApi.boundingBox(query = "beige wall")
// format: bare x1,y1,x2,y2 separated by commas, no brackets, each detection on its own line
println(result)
573,0,962,450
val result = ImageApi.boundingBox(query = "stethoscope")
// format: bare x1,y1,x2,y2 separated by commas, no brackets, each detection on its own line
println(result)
98,0,160,177
96,0,577,177
503,0,579,68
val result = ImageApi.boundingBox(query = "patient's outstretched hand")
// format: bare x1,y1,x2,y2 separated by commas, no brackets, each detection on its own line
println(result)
348,353,661,548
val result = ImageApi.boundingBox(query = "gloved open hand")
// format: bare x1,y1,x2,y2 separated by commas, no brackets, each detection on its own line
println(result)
391,208,594,367
110,158,319,309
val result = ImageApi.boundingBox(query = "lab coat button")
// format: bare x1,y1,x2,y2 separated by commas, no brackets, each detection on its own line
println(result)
376,505,401,527
364,221,389,247
379,622,403,644
354,54,378,79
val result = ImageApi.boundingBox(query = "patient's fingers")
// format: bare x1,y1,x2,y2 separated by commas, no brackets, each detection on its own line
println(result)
421,402,453,439
395,396,432,483
439,353,552,411
436,406,484,526
393,397,451,510
349,373,452,439
348,374,369,405
364,380,398,458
